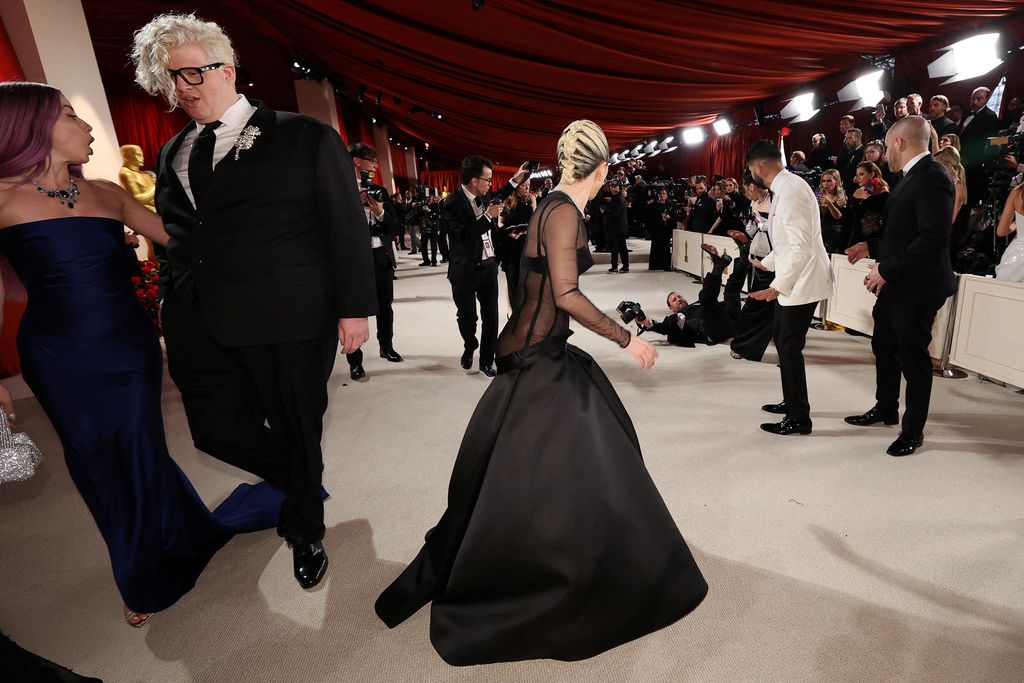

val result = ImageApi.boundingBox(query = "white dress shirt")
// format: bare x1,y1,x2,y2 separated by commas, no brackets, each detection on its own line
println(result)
761,169,835,306
901,150,930,176
172,94,258,207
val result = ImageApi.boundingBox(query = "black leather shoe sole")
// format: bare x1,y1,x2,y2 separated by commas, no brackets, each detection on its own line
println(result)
460,351,473,370
379,350,404,363
479,365,497,378
761,401,787,414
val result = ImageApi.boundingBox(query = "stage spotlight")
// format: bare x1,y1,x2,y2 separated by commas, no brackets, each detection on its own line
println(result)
713,118,731,135
682,127,705,146
371,117,377,124
780,92,819,122
928,33,1002,84
630,144,644,158
643,140,657,154
610,153,620,164
838,70,884,110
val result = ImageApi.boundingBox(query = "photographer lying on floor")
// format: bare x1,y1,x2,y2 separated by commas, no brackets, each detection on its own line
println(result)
626,245,744,347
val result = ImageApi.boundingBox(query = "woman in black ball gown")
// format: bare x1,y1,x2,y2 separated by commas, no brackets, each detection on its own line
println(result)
375,120,707,666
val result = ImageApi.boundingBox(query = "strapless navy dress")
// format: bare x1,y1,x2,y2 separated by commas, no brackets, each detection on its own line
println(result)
0,217,286,613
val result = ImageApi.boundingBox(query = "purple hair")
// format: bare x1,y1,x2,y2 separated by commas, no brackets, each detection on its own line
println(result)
0,81,82,182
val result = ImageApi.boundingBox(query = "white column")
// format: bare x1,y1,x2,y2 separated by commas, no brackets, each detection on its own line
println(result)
372,124,396,194
0,0,121,182
293,78,341,133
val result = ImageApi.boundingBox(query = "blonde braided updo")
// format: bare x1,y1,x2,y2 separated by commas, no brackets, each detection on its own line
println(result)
556,119,609,184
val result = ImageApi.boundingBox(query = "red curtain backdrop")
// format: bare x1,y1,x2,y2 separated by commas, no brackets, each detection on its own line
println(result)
106,88,191,171
0,17,24,82
82,1,1024,165
419,167,515,191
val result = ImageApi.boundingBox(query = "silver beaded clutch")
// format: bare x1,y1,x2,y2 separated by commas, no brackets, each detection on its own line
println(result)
0,413,41,484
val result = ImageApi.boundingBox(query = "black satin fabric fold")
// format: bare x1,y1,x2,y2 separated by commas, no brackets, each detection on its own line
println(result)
375,337,707,665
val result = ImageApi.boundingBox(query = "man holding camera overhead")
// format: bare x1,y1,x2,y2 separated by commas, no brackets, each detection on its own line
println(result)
347,143,402,380
443,156,532,377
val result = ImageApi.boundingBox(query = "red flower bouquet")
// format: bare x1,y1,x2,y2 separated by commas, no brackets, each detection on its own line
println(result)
133,260,161,330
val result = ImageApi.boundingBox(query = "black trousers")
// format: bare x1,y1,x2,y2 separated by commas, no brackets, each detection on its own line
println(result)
695,268,742,343
731,266,776,361
608,231,629,270
772,301,819,422
871,295,945,436
420,231,439,265
347,246,395,367
166,301,337,544
450,260,499,366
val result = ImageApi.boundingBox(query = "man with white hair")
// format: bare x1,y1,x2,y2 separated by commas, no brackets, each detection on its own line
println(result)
132,13,377,589
847,116,955,457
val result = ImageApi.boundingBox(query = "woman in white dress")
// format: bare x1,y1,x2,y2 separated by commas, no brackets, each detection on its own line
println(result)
995,183,1024,283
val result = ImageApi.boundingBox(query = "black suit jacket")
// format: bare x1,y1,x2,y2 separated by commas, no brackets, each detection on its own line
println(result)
646,311,700,347
958,107,1001,169
442,182,515,285
156,101,378,347
875,155,955,302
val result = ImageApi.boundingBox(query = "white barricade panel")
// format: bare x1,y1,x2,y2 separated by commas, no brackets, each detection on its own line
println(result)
827,255,877,334
950,275,1024,387
672,229,703,275
826,254,952,358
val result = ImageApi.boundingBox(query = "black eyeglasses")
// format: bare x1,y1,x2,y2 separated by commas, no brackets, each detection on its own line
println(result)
169,63,225,86
475,176,493,184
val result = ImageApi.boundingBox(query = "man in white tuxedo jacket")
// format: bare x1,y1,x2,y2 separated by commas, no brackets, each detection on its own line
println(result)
747,140,835,435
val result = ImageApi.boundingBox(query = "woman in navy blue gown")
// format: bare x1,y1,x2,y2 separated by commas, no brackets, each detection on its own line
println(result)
0,82,284,626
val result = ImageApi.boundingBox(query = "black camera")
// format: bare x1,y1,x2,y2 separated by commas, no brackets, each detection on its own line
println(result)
359,170,386,202
617,300,646,324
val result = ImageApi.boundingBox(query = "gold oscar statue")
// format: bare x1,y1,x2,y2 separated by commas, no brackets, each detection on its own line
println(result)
118,144,156,258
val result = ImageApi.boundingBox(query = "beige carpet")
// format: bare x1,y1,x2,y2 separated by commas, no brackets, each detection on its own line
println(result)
2,240,1023,683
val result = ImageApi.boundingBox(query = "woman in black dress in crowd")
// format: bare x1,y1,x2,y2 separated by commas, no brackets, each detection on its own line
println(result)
646,186,675,271
497,181,535,307
375,119,707,666
845,161,890,254
816,169,847,254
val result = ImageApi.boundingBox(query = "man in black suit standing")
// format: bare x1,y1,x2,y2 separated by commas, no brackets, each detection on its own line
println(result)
346,142,403,381
847,116,955,456
133,13,377,589
443,156,531,376
958,86,1001,207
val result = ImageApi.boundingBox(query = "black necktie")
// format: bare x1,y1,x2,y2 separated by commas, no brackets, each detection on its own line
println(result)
188,120,222,207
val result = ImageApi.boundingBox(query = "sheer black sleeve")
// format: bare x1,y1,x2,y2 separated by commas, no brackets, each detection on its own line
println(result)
541,202,631,348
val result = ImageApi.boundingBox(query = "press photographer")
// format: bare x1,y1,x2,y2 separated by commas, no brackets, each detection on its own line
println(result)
630,246,740,347
647,185,681,271
347,143,402,379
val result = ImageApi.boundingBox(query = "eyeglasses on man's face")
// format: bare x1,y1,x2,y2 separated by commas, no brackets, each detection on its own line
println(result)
169,63,225,86
475,176,493,185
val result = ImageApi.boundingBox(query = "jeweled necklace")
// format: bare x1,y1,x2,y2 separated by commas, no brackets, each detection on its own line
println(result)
32,177,79,209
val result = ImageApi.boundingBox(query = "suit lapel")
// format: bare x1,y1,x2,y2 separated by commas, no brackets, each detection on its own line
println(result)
208,101,277,191
882,155,928,222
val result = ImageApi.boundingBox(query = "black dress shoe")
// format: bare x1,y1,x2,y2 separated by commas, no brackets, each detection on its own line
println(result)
379,349,403,363
844,406,899,426
479,364,497,378
620,267,630,273
761,400,787,414
460,350,473,369
760,417,812,435
292,542,329,589
887,433,923,457
349,365,365,380
608,267,618,273
418,261,431,267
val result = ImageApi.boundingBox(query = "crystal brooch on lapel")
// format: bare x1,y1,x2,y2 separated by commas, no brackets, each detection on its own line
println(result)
233,125,261,161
